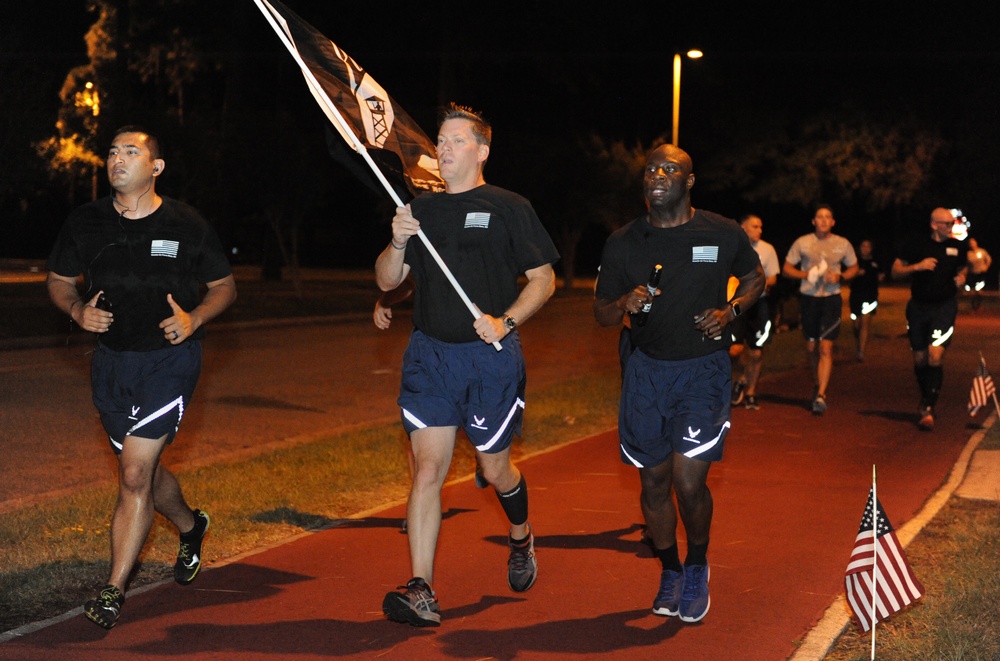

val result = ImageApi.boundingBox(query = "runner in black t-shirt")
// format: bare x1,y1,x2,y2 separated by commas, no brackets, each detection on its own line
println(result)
891,208,969,430
47,126,236,629
595,144,765,623
849,239,882,362
375,104,558,627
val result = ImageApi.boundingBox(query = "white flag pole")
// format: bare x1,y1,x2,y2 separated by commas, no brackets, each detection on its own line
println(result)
870,465,878,661
253,0,502,351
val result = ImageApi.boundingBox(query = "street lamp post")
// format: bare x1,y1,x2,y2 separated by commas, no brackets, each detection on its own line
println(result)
672,49,703,147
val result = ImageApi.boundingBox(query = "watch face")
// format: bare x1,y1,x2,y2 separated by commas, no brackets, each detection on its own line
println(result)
504,315,516,330
731,302,741,317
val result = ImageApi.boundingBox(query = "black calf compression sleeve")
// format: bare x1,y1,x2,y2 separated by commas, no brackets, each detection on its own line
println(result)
497,473,528,526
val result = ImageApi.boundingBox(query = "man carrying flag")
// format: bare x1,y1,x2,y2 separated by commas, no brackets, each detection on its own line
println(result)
968,354,997,417
253,0,557,627
844,487,924,632
375,104,559,627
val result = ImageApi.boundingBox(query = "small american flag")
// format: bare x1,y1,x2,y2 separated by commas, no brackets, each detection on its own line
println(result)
150,240,179,258
691,245,719,263
968,357,995,416
844,488,924,632
464,212,491,229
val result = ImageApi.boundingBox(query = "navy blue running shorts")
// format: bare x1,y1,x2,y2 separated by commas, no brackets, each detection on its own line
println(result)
799,294,843,341
849,294,878,319
618,349,731,467
905,297,957,351
91,341,202,453
399,329,526,453
731,297,773,349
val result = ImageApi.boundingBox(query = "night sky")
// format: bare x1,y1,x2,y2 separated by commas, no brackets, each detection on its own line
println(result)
7,1,1000,269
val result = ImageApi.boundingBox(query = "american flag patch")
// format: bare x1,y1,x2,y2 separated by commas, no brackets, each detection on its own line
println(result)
464,212,491,229
151,240,180,258
692,246,719,263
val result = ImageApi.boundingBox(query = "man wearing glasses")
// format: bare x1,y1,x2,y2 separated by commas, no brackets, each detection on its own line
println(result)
891,208,970,430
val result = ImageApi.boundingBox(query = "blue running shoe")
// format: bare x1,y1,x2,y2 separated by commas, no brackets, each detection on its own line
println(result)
679,564,710,622
652,568,684,616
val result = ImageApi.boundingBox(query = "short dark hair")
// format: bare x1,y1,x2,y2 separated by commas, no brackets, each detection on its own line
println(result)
112,125,162,159
813,202,834,216
438,103,492,147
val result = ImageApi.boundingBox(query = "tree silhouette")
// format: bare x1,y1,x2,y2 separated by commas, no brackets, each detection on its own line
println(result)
707,109,944,214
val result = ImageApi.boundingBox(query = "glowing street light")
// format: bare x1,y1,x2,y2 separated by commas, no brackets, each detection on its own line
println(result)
672,49,703,147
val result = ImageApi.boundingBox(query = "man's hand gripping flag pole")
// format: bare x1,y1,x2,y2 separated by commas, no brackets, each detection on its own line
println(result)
253,0,502,350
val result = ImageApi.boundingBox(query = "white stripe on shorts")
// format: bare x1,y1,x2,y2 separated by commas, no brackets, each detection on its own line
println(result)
683,420,730,459
127,396,185,439
475,397,525,452
620,443,644,468
402,408,427,429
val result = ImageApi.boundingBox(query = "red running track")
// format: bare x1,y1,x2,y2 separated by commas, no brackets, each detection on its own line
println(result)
3,298,997,660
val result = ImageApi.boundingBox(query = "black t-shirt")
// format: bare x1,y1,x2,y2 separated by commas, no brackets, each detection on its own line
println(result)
404,184,559,343
850,257,880,302
595,209,760,361
898,233,968,304
47,196,233,351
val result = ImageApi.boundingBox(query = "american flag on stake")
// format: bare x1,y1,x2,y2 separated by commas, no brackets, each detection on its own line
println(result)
968,354,996,417
844,483,924,634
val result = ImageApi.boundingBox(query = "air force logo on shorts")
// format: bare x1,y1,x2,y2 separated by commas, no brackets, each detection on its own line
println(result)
618,350,731,467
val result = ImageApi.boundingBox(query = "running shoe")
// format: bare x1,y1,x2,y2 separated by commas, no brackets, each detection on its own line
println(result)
174,509,210,585
508,526,537,592
652,568,685,616
731,379,746,405
84,584,124,629
382,577,441,627
918,407,935,431
678,564,711,623
744,395,759,411
812,394,827,415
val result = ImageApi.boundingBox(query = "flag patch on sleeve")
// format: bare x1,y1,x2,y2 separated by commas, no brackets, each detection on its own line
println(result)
464,212,491,229
151,240,180,258
692,246,719,263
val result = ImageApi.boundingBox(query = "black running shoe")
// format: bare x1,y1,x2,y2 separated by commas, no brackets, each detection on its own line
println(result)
508,526,537,592
731,380,746,405
918,406,935,431
382,577,441,627
84,584,124,629
174,509,210,585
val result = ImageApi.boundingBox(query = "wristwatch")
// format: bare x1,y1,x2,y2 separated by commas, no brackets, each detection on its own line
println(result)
728,301,742,318
502,314,518,332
